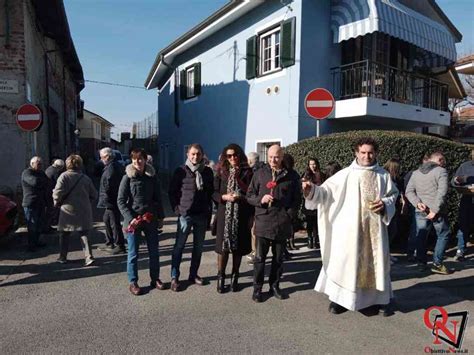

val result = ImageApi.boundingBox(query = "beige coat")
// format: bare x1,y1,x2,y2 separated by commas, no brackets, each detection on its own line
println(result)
53,170,98,232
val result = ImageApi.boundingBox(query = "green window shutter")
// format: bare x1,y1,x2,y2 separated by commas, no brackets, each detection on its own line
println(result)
281,17,296,68
246,35,258,80
194,62,201,96
180,69,186,100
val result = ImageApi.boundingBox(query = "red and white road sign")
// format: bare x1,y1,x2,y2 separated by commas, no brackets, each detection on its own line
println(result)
16,104,42,131
304,88,335,120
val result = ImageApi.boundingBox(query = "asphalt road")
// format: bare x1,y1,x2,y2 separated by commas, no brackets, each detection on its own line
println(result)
1,219,473,354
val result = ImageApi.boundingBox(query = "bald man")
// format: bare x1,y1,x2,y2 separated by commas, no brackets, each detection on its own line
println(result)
21,156,49,251
247,145,301,302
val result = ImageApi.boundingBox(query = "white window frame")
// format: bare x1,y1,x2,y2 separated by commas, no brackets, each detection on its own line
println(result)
186,67,195,98
259,27,281,76
255,139,282,163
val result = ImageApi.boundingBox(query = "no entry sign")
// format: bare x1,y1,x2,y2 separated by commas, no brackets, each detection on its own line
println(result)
304,88,335,120
16,104,42,131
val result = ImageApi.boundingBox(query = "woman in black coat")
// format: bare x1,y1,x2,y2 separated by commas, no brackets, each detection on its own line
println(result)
212,143,254,293
302,158,325,249
117,148,165,296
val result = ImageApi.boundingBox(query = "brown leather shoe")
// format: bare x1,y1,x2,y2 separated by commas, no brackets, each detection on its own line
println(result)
188,275,205,286
150,279,165,290
170,278,180,292
129,283,142,296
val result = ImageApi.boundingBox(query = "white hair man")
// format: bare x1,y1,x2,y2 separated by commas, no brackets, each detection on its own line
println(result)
97,147,126,254
247,145,302,302
21,156,49,251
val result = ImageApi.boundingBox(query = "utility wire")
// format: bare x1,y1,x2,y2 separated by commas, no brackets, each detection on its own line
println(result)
84,80,146,90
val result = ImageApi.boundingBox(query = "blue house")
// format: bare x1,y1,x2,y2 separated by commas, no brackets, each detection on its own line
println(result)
145,0,465,173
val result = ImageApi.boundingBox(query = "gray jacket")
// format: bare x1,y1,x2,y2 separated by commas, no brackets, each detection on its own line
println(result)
53,170,98,232
405,162,448,214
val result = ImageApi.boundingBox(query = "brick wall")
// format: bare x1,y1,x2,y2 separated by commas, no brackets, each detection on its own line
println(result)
0,0,81,191
0,0,28,190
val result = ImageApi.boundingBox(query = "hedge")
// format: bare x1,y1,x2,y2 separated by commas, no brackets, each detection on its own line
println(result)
285,130,473,232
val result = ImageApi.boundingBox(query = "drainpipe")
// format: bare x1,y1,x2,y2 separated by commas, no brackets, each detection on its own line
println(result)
63,65,67,154
4,0,10,48
44,53,51,162
44,49,59,162
160,54,179,127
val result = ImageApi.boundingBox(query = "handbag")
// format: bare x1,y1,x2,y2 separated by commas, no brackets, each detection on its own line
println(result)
55,174,84,207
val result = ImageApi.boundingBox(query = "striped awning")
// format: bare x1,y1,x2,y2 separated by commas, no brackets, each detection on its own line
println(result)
331,0,457,63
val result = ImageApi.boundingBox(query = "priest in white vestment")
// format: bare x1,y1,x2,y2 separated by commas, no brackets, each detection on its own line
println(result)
303,138,399,315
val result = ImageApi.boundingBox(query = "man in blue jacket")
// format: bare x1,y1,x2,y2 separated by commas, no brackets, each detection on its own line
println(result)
97,148,125,254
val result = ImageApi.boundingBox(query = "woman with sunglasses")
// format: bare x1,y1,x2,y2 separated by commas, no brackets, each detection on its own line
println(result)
212,143,254,293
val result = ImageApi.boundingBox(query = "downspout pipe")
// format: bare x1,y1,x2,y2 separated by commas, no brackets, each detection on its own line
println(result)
62,65,67,154
44,49,60,162
4,0,10,48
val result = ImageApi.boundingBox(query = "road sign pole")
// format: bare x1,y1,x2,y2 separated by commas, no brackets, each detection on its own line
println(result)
33,131,37,156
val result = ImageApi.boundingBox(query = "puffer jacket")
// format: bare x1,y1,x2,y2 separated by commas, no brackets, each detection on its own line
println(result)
117,164,164,230
168,164,214,217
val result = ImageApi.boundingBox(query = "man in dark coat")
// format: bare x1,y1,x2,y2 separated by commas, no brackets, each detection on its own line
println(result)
97,147,125,254
247,145,301,302
168,143,214,292
21,156,49,251
44,159,65,230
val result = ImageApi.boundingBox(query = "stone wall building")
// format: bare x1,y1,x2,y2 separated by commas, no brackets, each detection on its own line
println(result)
0,0,84,190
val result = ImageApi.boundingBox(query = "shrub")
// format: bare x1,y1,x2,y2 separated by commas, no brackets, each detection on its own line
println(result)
286,130,473,232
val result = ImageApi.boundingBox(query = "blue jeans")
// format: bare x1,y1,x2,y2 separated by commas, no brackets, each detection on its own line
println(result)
171,213,207,280
127,223,160,284
23,206,44,247
415,211,450,265
456,196,474,254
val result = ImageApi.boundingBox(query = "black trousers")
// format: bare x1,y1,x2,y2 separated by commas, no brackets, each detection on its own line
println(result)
306,214,319,241
103,208,125,247
253,237,285,290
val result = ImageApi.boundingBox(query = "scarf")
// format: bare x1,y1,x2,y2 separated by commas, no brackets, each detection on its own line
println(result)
186,159,205,191
223,167,240,252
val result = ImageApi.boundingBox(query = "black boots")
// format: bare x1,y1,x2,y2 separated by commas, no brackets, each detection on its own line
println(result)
252,288,263,303
230,271,239,292
328,302,347,314
308,237,315,249
217,272,226,294
270,284,287,300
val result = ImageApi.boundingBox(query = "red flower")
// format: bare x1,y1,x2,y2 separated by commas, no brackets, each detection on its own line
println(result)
127,212,154,233
266,181,277,189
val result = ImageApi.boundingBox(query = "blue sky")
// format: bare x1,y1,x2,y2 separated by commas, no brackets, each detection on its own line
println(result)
64,0,473,140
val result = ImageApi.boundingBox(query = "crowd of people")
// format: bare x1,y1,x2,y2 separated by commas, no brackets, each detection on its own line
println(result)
20,138,473,315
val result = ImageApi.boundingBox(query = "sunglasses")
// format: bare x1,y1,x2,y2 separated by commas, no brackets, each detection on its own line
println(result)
227,154,238,158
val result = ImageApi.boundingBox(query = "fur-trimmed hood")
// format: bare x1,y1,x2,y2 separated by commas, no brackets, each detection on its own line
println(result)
125,163,155,178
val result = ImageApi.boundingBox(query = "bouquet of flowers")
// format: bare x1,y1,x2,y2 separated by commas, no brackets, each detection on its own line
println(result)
126,212,154,233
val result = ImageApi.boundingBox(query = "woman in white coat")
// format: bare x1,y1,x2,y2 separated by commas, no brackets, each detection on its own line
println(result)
53,155,98,266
